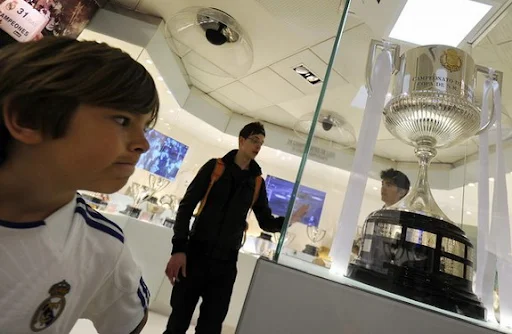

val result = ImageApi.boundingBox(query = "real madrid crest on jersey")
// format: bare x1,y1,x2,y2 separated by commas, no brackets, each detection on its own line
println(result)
30,280,71,332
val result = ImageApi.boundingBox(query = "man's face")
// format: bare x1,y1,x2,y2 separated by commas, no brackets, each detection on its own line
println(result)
381,179,405,206
35,104,152,194
239,133,264,160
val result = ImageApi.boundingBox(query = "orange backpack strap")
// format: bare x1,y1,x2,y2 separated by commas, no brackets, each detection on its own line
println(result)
196,158,225,216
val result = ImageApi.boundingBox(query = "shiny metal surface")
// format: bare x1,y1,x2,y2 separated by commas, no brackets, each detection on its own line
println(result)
365,41,501,223
440,256,465,279
466,266,474,281
467,246,475,263
441,237,465,259
405,228,437,248
373,223,402,240
385,45,483,149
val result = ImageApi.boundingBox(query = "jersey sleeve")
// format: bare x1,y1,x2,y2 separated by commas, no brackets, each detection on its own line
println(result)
83,244,150,334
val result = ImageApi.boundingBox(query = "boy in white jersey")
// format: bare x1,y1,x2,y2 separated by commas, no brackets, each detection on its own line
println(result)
0,37,159,333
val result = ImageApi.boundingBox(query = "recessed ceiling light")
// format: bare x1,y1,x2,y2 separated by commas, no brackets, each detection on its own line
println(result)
389,0,492,46
146,59,153,64
157,76,164,81
294,66,309,75
468,183,475,187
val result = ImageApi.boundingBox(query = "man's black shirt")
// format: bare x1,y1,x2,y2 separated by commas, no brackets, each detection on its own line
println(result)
172,150,284,254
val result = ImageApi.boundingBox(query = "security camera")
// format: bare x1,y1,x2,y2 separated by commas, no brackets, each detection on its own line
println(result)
321,116,334,131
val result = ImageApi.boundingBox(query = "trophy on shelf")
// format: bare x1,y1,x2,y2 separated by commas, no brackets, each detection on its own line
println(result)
347,40,503,320
124,174,171,218
303,225,326,257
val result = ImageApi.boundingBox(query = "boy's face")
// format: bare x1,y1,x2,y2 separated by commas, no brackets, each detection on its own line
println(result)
381,179,406,206
238,133,264,160
17,105,152,194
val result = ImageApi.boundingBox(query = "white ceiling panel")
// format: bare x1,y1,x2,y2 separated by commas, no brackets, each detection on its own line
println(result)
251,105,298,128
436,141,479,164
208,91,249,115
270,49,349,95
487,13,512,45
214,82,273,112
374,139,417,163
311,23,375,88
278,94,321,118
189,77,214,93
240,68,305,104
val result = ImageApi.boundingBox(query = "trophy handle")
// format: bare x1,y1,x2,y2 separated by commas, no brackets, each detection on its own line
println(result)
365,39,401,95
475,66,503,135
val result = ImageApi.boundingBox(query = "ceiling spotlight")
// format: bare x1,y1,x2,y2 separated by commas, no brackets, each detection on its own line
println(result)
306,75,321,84
293,64,322,85
294,66,309,75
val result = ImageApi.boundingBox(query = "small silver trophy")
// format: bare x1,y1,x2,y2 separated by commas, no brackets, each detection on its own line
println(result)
303,225,326,257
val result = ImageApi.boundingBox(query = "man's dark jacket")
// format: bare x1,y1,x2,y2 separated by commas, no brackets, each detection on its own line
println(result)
172,150,284,254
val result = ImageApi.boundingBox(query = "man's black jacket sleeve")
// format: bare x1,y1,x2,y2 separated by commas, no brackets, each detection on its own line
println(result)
171,159,216,254
252,181,285,233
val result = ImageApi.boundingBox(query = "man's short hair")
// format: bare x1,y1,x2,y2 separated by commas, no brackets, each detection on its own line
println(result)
0,37,159,164
239,122,265,139
380,168,410,191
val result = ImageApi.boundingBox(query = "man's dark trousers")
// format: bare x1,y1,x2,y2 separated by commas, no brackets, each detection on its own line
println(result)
164,244,238,334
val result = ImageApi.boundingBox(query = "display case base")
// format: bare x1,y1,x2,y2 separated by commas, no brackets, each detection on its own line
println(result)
347,263,485,320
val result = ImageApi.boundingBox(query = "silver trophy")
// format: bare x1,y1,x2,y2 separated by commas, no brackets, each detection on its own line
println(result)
348,40,503,320
303,225,326,257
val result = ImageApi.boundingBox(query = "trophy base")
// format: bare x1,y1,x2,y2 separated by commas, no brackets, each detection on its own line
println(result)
303,244,319,257
347,209,485,320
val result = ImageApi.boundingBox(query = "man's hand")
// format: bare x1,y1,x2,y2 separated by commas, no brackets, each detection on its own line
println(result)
290,204,309,224
165,252,187,286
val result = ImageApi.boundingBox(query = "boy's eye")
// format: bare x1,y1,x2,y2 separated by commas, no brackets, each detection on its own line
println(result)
114,116,130,126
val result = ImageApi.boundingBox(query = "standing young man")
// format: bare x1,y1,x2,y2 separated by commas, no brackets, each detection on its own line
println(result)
164,122,307,334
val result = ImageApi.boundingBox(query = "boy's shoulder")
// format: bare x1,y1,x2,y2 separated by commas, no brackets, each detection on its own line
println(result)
74,195,126,249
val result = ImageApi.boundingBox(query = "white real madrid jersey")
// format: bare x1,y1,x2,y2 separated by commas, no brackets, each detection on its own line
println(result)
0,195,150,333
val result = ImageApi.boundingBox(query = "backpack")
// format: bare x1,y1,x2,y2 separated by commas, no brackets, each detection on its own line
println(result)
195,158,263,245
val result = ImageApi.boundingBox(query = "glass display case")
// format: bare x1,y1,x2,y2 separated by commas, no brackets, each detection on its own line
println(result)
266,0,512,331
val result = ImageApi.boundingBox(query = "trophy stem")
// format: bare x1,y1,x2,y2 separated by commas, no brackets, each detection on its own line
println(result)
391,144,454,224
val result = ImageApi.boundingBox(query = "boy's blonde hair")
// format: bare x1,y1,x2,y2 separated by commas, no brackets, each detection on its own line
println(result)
0,37,160,163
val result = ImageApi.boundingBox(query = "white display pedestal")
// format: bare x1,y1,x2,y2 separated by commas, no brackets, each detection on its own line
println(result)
237,258,509,334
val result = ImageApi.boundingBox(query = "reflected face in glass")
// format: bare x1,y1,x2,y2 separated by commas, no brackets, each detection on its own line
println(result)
239,134,265,159
381,179,406,206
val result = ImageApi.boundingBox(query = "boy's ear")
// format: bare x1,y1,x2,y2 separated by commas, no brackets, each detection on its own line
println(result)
2,101,44,145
